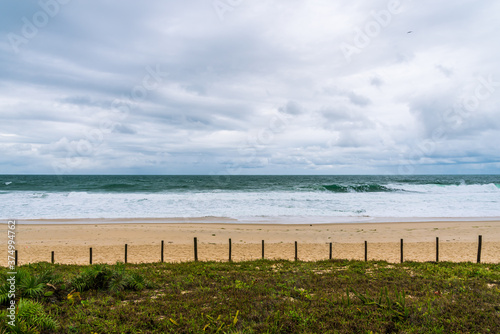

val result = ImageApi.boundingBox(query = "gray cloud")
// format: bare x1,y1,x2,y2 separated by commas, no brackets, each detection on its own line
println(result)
370,76,384,87
279,101,303,115
346,92,371,107
435,64,454,78
0,1,499,174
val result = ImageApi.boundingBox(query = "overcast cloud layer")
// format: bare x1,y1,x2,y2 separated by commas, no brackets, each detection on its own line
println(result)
1,0,499,175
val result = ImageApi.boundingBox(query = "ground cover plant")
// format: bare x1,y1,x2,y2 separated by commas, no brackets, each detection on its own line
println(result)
1,259,499,333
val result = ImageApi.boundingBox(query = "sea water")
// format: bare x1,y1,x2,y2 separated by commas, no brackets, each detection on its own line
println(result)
1,175,499,222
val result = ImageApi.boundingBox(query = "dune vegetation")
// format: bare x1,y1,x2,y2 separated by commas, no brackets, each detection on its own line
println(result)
1,259,500,333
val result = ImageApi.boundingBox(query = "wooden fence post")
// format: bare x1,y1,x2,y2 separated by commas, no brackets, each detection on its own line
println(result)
194,237,198,262
51,251,54,264
90,248,92,265
125,244,128,264
15,250,18,266
262,240,264,259
400,239,404,263
329,242,332,260
161,240,164,263
477,235,482,263
229,238,232,262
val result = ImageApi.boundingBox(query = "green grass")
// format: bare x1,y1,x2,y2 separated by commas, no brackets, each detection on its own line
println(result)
1,260,500,333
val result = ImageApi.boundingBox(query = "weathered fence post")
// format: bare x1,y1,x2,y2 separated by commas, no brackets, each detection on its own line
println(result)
194,237,198,262
125,244,128,264
161,240,164,263
477,235,482,263
400,239,404,263
90,247,92,264
51,251,54,264
229,238,232,262
329,242,332,260
262,240,264,259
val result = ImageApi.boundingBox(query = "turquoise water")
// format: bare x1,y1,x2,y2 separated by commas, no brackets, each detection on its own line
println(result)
1,174,498,192
1,175,499,220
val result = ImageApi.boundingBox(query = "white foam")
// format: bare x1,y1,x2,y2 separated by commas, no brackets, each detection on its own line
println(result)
1,187,499,220
387,183,500,194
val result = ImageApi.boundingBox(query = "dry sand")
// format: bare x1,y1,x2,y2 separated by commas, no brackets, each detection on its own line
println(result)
3,219,500,266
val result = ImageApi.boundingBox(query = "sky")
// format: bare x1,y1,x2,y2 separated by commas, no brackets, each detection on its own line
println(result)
0,0,499,175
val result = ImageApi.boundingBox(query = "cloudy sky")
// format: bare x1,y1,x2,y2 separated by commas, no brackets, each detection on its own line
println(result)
1,0,499,175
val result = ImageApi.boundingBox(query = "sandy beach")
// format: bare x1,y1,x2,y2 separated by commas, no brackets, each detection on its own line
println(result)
4,218,500,266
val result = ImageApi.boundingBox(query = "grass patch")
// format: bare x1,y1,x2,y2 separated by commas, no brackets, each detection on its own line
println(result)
1,260,499,333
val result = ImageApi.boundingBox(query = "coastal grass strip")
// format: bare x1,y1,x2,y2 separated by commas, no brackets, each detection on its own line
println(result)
5,259,500,333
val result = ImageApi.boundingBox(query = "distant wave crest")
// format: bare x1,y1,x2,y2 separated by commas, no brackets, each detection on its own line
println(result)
98,183,136,191
322,184,400,193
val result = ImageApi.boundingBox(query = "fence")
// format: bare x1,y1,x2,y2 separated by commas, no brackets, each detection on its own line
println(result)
11,235,488,266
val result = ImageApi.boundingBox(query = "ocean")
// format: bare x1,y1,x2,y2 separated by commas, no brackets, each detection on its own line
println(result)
1,175,499,222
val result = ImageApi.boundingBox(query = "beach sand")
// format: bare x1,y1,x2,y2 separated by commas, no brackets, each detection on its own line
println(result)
4,219,500,266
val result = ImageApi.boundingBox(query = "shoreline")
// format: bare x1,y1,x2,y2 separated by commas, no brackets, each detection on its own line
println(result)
11,216,500,225
4,219,500,266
